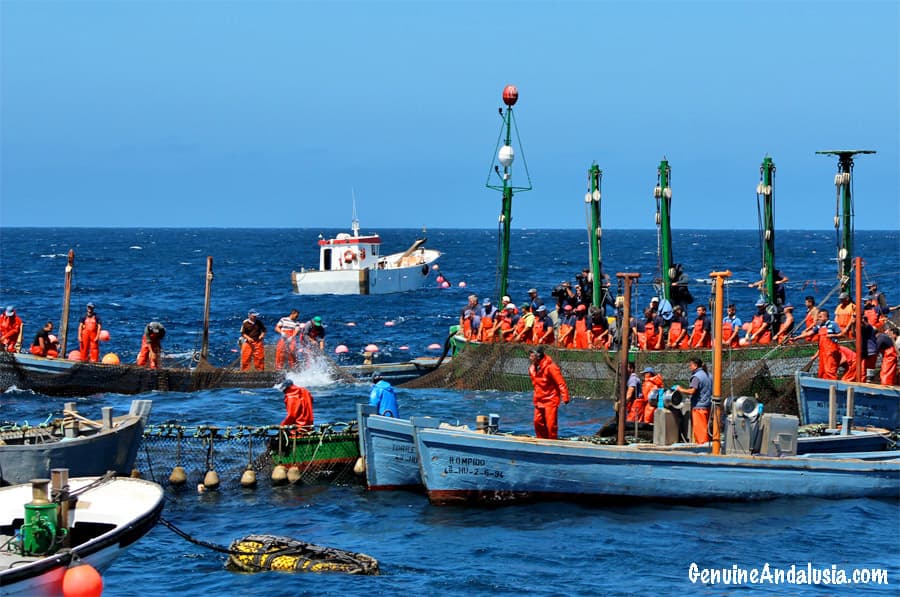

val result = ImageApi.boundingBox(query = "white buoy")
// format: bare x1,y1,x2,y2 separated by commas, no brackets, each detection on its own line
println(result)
458,281,467,288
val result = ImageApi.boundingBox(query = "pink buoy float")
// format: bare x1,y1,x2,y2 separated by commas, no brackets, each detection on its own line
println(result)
334,345,349,354
441,281,450,288
364,344,379,353
67,350,82,361
458,281,467,288
98,330,111,342
399,345,409,350
427,343,442,351
384,321,395,327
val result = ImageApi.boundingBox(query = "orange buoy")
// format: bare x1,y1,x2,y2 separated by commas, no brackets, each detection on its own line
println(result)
98,330,111,342
67,350,82,361
62,563,103,597
101,353,120,365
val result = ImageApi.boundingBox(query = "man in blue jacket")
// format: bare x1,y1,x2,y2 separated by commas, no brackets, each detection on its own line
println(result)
369,373,399,417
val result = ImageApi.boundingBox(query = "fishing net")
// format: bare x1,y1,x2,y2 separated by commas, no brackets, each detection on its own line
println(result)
136,422,363,490
402,337,819,416
225,534,380,575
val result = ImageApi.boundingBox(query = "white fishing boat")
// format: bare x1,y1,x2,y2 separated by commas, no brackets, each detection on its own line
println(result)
291,203,440,295
0,473,164,595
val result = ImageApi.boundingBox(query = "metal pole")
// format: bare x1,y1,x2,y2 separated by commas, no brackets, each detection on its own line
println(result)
588,164,603,309
759,157,776,304
709,270,732,455
655,160,673,302
616,272,640,446
59,249,75,356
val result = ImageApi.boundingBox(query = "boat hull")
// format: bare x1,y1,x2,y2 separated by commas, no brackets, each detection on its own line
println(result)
411,422,900,505
0,476,164,595
291,249,440,295
795,371,900,429
0,401,151,486
357,405,422,491
0,352,439,397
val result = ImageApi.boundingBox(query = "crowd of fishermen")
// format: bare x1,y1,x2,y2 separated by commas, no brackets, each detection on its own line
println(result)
458,273,900,386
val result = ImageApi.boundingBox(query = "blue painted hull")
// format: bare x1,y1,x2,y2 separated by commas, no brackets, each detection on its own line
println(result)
412,423,900,505
795,371,900,429
356,405,422,491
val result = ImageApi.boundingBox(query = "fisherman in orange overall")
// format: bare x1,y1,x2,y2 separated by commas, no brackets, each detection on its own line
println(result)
721,304,743,348
837,344,859,382
641,367,666,423
30,321,59,358
278,379,314,436
674,358,712,444
0,306,23,353
78,303,102,362
528,346,570,439
274,309,301,370
240,309,266,371
876,329,898,386
136,321,166,369
531,305,555,345
556,304,575,348
624,362,646,423
667,306,690,349
689,305,712,349
511,304,533,343
746,299,773,345
834,292,856,338
572,304,590,349
478,298,497,343
796,309,842,380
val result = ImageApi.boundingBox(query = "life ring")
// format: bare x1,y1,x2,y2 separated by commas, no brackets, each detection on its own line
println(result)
360,248,366,259
344,250,355,263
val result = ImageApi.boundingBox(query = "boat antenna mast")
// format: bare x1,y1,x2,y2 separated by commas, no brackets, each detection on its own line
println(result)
653,159,674,303
350,188,360,238
486,84,532,301
756,156,778,306
586,163,604,310
815,149,875,291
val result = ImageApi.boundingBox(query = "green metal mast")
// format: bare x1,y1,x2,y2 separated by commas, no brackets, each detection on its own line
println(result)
757,156,777,304
654,159,674,302
587,163,603,309
816,150,876,291
486,85,532,301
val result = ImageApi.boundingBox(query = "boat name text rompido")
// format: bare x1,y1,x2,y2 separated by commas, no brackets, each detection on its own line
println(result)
442,456,504,478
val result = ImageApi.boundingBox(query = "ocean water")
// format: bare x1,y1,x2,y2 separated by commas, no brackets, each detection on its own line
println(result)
0,228,898,595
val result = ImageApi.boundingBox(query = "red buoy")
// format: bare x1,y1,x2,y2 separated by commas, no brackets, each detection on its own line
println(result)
502,85,518,106
62,563,103,597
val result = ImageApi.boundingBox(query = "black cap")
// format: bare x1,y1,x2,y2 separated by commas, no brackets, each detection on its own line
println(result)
372,373,384,382
529,346,545,358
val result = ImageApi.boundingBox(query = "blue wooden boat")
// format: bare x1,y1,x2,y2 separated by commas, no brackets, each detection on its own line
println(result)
795,371,900,429
356,404,422,491
0,400,152,486
410,420,900,505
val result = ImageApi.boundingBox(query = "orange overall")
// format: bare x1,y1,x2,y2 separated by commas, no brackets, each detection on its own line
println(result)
281,385,314,436
529,355,569,439
79,315,101,362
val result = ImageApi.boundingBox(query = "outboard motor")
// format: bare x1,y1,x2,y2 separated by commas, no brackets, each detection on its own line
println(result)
723,396,761,455
653,389,692,446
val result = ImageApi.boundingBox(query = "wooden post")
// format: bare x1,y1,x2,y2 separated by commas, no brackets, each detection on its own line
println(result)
200,256,214,363
828,384,837,429
846,387,855,427
854,256,863,382
709,270,732,455
59,250,75,356
616,272,640,446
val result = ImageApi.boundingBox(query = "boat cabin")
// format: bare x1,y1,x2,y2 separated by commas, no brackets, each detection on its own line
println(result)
318,233,382,271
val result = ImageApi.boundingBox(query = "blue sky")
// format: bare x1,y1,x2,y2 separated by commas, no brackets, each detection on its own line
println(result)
1,0,897,230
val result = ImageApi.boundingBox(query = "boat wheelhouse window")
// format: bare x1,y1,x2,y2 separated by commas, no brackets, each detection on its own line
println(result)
324,248,333,271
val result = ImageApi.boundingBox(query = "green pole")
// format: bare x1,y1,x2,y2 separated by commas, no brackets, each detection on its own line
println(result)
816,150,875,291
655,159,674,302
497,108,514,300
759,156,776,304
487,85,531,302
587,163,603,309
